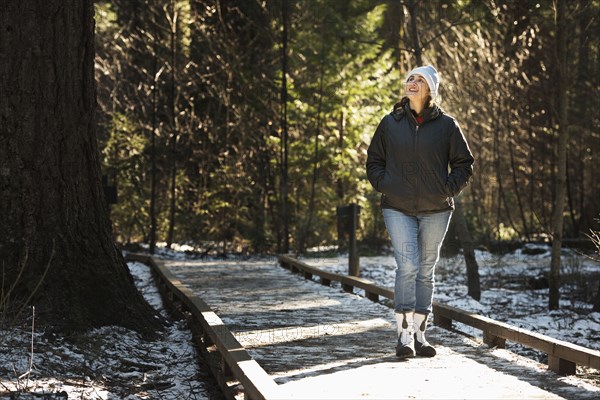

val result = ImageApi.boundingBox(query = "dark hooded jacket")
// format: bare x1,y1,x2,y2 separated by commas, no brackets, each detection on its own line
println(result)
366,101,474,215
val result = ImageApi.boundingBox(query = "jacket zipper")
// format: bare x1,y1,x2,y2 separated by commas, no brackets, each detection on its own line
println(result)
414,124,419,212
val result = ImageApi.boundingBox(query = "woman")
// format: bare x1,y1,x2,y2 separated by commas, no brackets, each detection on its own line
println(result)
366,65,474,358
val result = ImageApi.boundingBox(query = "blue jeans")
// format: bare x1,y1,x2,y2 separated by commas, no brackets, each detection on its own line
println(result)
383,208,452,315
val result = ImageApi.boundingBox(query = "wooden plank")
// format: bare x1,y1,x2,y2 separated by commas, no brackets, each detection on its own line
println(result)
366,291,379,302
340,275,394,299
278,255,395,298
433,302,600,369
483,331,506,348
432,302,600,373
549,355,577,375
158,276,280,399
126,253,281,400
433,313,452,329
278,255,341,283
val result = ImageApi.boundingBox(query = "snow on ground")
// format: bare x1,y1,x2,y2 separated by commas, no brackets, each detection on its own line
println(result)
1,242,598,398
0,261,216,400
300,243,600,353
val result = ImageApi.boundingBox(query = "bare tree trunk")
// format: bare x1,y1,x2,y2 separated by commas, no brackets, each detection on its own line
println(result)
299,20,326,254
455,199,481,301
528,120,536,236
406,0,423,65
336,112,346,250
575,0,592,234
498,111,521,237
566,157,577,237
280,0,290,254
149,17,159,255
166,0,179,248
493,116,502,240
549,0,569,310
508,136,529,239
0,0,162,335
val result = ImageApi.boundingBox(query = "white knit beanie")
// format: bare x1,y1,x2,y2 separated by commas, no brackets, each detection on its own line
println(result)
405,65,440,99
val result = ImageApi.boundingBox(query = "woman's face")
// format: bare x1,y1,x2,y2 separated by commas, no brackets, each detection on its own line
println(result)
405,74,430,100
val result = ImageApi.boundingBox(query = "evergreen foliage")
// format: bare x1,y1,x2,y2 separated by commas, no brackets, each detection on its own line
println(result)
94,0,600,254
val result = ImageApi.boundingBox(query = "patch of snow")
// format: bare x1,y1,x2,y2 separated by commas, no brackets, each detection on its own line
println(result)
0,261,215,399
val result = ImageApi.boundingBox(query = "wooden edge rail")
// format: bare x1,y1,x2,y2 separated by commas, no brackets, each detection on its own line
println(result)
125,253,280,400
277,254,600,375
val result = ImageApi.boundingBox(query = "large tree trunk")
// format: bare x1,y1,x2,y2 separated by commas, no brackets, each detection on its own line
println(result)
0,0,162,335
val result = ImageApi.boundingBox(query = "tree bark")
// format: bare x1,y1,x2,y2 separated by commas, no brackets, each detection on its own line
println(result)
406,0,423,65
549,0,569,310
280,0,290,254
149,15,159,255
574,0,592,235
166,0,178,248
508,135,529,239
299,19,326,254
336,112,346,251
454,199,481,301
0,0,162,335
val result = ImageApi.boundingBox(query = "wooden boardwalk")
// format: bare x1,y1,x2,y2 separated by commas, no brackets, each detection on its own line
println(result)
162,258,598,399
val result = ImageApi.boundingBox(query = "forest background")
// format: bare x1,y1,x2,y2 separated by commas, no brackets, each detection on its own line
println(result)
94,0,600,257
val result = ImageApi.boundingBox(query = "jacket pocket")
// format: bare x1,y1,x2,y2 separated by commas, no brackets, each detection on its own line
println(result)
431,171,451,198
378,171,392,194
